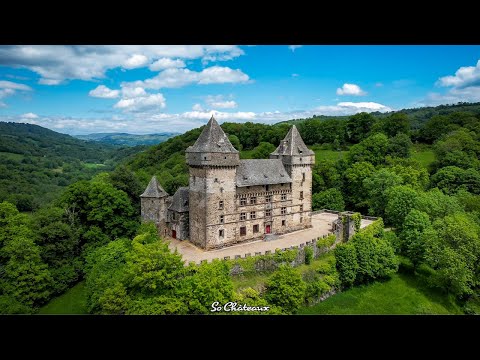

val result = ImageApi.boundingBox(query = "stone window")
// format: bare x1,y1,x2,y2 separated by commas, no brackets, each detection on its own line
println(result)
250,196,257,205
253,224,259,233
265,185,269,191
281,207,287,215
250,211,256,219
265,209,271,217
265,195,272,203
240,198,246,206
220,215,224,224
240,212,246,221
300,191,304,200
300,204,303,212
282,220,286,226
240,226,246,236
219,201,224,210
281,194,287,201
302,172,305,181
219,229,224,238
300,217,303,223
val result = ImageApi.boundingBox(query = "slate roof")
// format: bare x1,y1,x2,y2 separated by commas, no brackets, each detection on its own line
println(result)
271,125,314,156
236,159,292,187
140,176,168,198
168,187,189,212
186,115,239,153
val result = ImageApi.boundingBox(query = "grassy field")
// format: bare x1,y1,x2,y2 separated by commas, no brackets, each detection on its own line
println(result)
298,273,462,315
38,281,88,315
83,163,106,169
411,144,435,169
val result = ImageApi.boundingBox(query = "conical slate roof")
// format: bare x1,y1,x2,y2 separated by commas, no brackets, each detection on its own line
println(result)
140,176,168,198
271,125,314,156
168,187,189,212
186,115,238,153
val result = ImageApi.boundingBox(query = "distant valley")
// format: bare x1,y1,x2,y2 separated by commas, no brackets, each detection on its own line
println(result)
75,132,179,146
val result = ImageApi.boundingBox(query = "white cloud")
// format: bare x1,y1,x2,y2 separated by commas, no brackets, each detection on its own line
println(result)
21,112,38,119
123,54,149,69
114,93,166,112
314,101,392,115
121,87,147,98
289,45,302,52
0,80,32,91
124,66,250,90
0,81,32,107
336,83,367,96
0,45,245,84
205,95,237,109
192,103,204,111
421,59,480,105
89,85,120,99
149,58,186,71
437,60,480,88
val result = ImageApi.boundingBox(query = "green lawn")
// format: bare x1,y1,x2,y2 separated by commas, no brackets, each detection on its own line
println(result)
311,148,348,163
298,273,462,315
83,163,106,169
411,145,435,169
38,281,88,315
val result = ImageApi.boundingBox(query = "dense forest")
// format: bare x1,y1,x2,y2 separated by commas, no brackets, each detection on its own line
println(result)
75,132,178,147
1,101,480,314
0,122,146,210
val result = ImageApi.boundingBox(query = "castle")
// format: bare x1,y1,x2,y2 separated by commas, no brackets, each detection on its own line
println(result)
140,116,314,250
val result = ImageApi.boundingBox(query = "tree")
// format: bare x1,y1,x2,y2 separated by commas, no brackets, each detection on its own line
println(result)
251,142,276,159
264,265,306,314
334,243,358,287
400,210,432,269
60,180,138,240
416,188,462,220
381,113,411,137
109,165,143,208
432,247,474,297
178,260,233,314
346,112,377,143
343,161,375,210
387,133,412,158
419,114,459,144
431,166,480,195
348,133,390,166
1,235,53,307
312,188,345,211
228,134,242,151
389,164,429,190
385,185,419,229
312,160,341,193
364,168,403,217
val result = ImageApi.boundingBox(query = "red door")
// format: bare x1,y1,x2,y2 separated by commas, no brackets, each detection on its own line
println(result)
172,229,177,239
266,225,271,234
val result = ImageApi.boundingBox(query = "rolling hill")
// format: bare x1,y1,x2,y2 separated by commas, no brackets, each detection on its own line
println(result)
75,132,179,146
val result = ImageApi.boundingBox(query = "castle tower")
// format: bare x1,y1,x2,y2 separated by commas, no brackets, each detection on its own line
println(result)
186,115,240,249
270,125,315,228
140,176,169,236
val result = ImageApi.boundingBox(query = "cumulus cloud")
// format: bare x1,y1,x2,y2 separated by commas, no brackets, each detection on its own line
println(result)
0,80,33,107
437,60,480,88
89,85,120,99
114,93,166,112
120,87,147,98
123,54,149,69
124,66,250,90
289,45,302,52
21,112,38,119
336,83,367,96
421,59,480,105
0,45,245,84
149,58,186,71
205,95,237,109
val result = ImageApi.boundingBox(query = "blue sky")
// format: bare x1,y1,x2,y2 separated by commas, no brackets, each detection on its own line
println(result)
0,45,479,135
